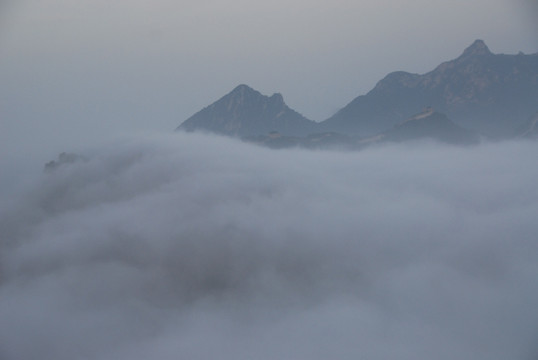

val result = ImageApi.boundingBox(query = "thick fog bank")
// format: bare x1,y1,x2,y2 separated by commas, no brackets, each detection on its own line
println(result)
1,134,538,360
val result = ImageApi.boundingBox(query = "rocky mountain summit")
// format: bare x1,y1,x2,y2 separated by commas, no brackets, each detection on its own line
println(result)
177,84,317,137
320,40,538,137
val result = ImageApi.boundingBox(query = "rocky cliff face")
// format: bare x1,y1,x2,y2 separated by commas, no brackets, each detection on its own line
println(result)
320,40,538,138
177,84,317,137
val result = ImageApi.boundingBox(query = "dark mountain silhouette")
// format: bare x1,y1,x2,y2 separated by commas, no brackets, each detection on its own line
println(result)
320,40,538,138
176,84,317,137
177,40,537,141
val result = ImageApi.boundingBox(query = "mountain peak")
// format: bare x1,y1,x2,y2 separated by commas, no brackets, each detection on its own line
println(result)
233,84,252,91
270,92,284,104
177,85,316,137
230,84,258,95
461,39,491,57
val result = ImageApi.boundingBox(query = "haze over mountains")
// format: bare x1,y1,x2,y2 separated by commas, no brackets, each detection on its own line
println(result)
4,18,538,359
177,40,537,143
4,0,538,357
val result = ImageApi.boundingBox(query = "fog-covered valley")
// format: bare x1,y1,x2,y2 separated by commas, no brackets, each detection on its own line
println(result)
1,133,537,359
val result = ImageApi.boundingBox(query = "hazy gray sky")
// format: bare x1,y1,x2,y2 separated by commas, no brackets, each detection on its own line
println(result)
0,0,537,163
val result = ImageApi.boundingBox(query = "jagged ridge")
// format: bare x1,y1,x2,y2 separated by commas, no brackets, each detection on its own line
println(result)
320,39,538,137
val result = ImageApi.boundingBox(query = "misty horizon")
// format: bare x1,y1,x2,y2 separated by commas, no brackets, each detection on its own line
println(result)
2,1,537,159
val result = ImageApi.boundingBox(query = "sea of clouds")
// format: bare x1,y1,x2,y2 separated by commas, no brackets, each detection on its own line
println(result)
1,133,537,360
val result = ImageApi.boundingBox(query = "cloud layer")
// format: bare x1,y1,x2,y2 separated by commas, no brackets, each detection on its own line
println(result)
1,134,538,360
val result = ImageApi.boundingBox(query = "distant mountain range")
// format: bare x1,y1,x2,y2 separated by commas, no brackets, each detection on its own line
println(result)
322,40,538,137
176,40,537,145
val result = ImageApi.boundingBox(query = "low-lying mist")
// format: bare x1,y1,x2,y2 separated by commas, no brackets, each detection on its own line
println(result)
1,133,537,360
